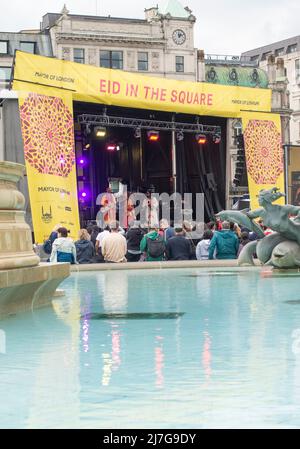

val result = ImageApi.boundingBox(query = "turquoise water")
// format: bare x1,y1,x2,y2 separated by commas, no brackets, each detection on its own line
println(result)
1,267,300,429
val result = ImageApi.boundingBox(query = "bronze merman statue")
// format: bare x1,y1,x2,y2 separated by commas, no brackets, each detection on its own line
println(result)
216,187,300,268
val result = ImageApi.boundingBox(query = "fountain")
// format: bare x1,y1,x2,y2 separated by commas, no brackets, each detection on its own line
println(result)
0,161,70,318
217,187,300,269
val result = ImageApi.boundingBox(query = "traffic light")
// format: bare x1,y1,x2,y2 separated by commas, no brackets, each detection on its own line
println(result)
233,134,247,187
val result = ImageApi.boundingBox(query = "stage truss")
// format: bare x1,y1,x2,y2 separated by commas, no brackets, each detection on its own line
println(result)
77,114,222,135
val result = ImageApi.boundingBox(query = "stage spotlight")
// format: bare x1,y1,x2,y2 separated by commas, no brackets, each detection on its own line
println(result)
94,126,107,138
134,127,141,138
212,132,221,144
195,133,207,145
106,143,117,151
83,143,90,151
79,189,89,202
176,130,184,141
147,130,160,142
78,157,86,166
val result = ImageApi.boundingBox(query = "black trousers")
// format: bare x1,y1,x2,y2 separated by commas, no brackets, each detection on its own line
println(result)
126,252,141,262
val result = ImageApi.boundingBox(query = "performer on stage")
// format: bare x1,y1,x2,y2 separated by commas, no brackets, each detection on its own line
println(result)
96,186,117,228
142,189,159,229
96,181,129,229
126,192,136,227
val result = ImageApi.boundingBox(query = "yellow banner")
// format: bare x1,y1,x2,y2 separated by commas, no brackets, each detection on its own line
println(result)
13,51,272,118
15,80,80,243
241,111,285,210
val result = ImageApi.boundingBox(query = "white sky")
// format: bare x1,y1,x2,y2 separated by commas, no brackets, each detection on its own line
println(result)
0,0,299,54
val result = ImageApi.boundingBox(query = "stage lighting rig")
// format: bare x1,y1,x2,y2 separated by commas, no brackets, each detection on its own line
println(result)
195,133,207,145
94,126,107,138
212,132,221,144
176,130,184,141
134,127,141,139
147,130,160,142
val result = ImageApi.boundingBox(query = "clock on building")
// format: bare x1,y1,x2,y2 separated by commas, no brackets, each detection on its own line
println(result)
172,29,186,45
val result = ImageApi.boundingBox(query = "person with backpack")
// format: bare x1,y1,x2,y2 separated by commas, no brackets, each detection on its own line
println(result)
140,227,166,261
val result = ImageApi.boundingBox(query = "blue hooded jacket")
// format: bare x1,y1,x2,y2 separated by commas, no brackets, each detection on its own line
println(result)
208,230,239,260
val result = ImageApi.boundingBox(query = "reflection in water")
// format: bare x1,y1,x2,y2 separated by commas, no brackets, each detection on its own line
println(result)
293,329,300,407
102,324,122,386
155,336,164,388
102,353,113,387
82,312,184,320
81,293,92,353
100,272,128,386
111,325,121,371
27,294,81,428
4,268,300,428
82,319,90,353
202,330,212,384
103,272,128,312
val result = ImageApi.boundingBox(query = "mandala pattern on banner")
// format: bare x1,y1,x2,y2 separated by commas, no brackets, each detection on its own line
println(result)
20,93,75,177
243,119,283,184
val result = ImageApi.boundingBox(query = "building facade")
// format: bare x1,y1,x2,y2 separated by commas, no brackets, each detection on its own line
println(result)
0,30,52,161
42,2,197,81
242,35,300,145
0,31,52,89
0,0,292,210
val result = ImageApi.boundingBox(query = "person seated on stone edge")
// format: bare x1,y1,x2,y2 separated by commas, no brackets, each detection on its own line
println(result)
208,221,239,260
166,227,193,261
50,227,77,264
101,221,127,263
75,229,95,264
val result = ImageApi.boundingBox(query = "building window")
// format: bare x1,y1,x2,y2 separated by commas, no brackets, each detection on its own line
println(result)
296,60,300,81
74,48,85,64
100,50,123,70
0,41,8,55
0,66,11,82
176,56,184,72
275,48,285,57
261,51,272,61
250,55,259,62
138,52,148,71
287,44,297,54
20,41,36,54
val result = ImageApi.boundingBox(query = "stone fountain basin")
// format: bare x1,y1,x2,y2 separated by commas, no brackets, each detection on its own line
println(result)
0,263,70,319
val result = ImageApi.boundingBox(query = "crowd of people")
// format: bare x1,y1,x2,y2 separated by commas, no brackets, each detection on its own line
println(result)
43,217,268,264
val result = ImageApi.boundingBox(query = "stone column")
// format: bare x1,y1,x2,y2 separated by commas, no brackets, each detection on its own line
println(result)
0,161,40,270
267,54,276,85
197,49,206,82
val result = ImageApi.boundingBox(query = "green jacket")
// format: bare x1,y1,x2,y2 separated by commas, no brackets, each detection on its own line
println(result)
140,231,165,261
208,230,239,260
